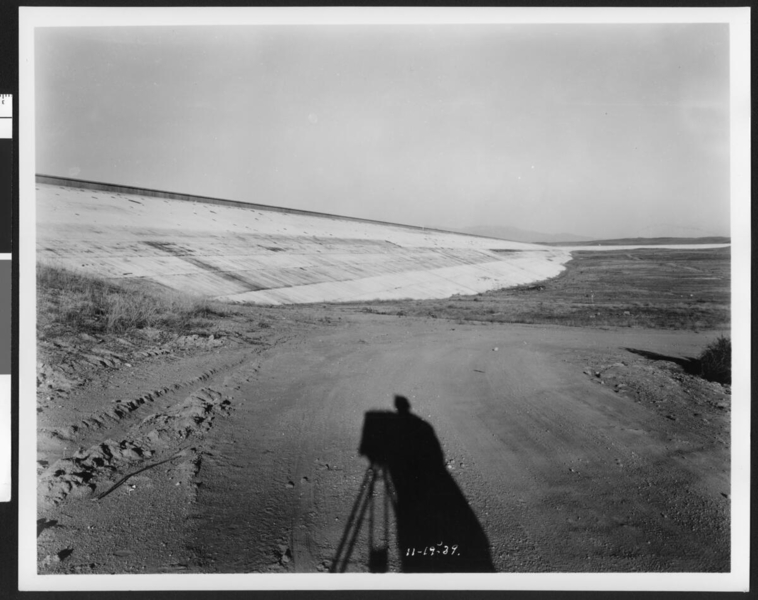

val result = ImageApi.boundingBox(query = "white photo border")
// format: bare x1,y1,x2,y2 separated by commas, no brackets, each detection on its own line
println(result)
18,6,751,592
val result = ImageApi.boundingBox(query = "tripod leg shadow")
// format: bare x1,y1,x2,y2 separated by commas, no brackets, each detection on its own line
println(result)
331,465,396,573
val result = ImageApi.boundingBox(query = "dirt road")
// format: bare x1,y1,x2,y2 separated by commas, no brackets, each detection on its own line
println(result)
35,312,730,574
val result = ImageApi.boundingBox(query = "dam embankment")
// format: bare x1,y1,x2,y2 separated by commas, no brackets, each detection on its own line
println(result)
36,176,571,304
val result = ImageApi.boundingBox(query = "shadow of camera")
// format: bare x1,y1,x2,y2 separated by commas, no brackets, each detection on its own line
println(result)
359,410,401,466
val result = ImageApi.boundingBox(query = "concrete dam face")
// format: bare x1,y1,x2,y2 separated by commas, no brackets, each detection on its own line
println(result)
36,177,571,305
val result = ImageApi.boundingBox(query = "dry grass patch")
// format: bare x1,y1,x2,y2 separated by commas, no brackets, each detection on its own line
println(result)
37,264,230,337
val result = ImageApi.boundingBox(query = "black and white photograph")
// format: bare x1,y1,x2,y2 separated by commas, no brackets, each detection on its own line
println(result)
18,7,750,592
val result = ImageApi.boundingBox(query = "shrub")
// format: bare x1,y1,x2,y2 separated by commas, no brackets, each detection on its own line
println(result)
698,335,731,385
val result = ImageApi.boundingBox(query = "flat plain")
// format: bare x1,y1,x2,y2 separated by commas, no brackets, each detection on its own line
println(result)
349,246,731,330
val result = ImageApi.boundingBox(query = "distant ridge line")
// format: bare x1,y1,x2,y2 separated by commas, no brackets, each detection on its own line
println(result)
35,174,510,244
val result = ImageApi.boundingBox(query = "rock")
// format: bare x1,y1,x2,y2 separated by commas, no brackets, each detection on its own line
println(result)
120,448,142,461
48,458,78,475
40,554,58,568
57,548,74,562
68,483,95,500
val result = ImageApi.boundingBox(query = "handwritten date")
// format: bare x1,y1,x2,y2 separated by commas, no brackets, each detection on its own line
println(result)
406,543,459,557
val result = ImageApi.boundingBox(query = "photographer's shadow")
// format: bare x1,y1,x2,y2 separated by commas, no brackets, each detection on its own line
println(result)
339,395,494,573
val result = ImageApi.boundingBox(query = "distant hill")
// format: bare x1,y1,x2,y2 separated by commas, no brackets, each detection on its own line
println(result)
635,224,726,239
545,236,731,247
440,225,592,244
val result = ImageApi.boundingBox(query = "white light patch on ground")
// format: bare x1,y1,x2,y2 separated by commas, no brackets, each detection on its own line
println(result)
553,244,730,251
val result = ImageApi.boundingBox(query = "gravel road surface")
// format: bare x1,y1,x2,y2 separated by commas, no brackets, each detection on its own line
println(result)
35,313,730,575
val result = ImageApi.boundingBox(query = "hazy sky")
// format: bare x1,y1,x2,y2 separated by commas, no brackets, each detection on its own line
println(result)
35,24,731,238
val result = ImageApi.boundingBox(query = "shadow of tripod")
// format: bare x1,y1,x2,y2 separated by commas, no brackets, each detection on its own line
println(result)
332,395,495,573
330,463,397,573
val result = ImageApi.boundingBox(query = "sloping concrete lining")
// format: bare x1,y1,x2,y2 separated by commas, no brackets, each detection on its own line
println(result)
218,252,566,304
36,179,571,304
